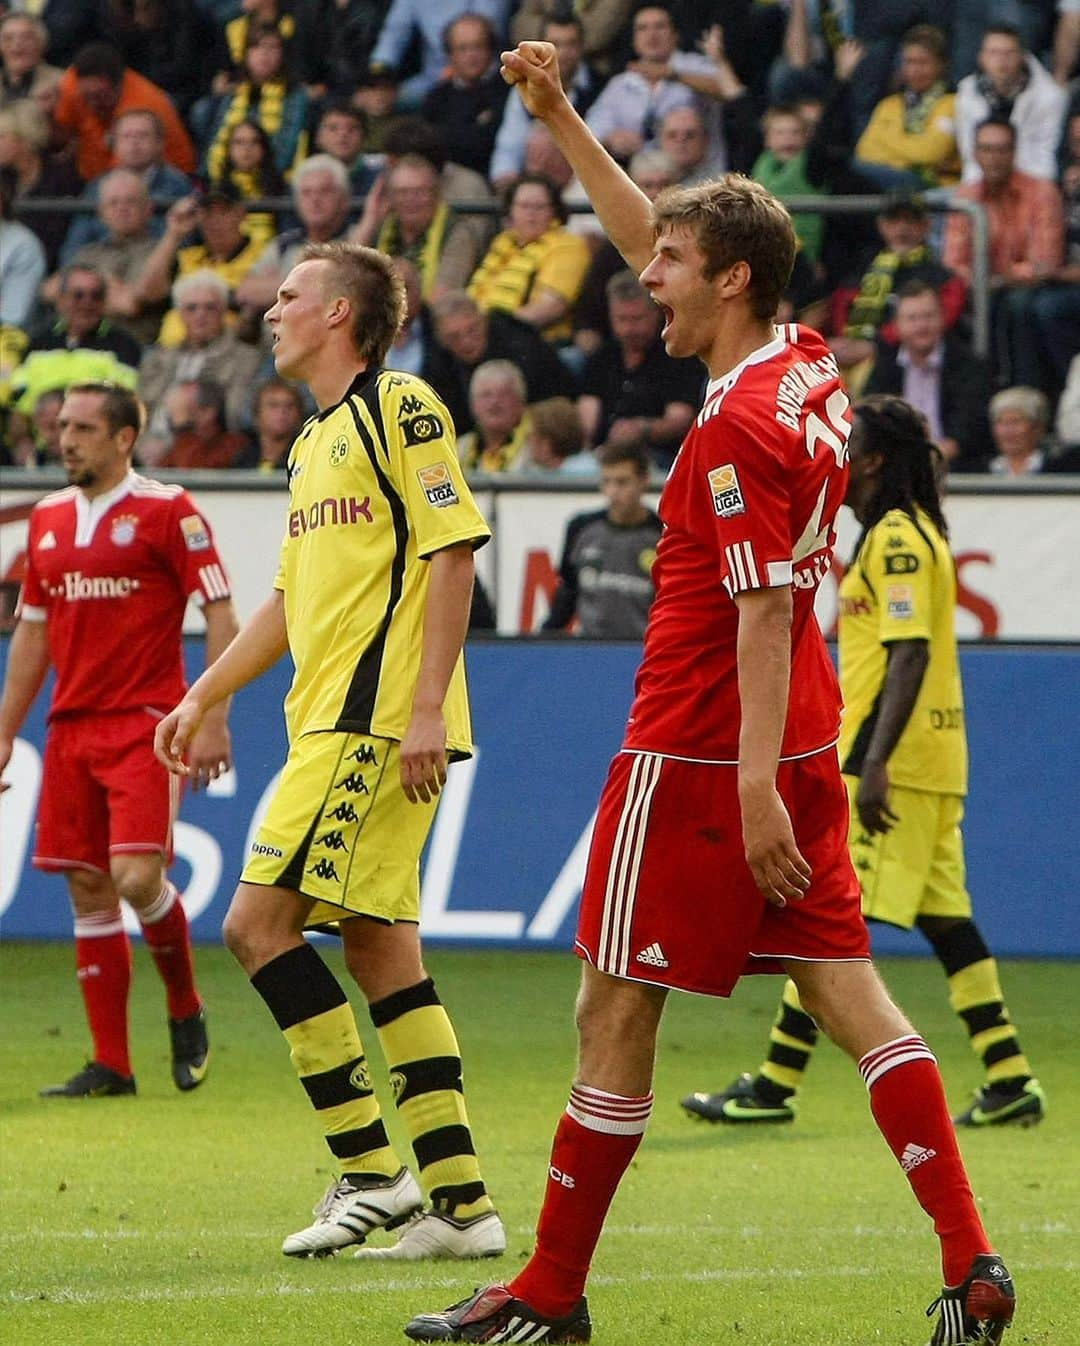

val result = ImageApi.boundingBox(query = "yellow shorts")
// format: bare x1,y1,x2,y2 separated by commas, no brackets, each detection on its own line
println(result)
241,732,437,928
845,776,972,930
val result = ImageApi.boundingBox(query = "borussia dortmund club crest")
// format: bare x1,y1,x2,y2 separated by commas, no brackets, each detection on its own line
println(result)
111,514,139,546
329,435,349,466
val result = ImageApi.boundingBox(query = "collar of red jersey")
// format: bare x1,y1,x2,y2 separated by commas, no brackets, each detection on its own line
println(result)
75,469,136,519
702,327,788,406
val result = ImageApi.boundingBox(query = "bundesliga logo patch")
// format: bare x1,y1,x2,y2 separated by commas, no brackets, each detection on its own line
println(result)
707,463,745,517
180,514,210,551
417,462,459,508
887,583,914,620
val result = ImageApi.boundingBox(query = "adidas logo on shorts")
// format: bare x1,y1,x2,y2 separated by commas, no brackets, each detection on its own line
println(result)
901,1141,937,1172
635,942,669,969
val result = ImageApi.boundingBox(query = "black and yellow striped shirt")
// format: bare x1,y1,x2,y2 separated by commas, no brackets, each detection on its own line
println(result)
275,367,491,752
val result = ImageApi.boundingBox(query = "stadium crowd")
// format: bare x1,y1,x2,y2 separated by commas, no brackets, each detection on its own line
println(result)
2,0,1079,477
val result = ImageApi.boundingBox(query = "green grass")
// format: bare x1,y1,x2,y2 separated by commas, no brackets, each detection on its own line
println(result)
0,945,1075,1345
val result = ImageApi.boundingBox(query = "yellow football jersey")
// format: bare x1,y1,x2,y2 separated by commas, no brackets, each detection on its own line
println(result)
837,506,967,795
275,367,491,751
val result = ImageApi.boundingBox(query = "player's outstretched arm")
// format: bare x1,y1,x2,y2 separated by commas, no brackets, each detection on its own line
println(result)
183,596,242,789
155,590,288,776
734,586,811,907
0,619,50,794
501,41,656,274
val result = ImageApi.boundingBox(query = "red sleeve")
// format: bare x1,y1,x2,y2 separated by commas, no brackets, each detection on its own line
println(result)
694,416,792,598
165,493,231,604
18,516,45,613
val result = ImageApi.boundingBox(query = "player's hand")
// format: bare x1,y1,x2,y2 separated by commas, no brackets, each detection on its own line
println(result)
400,706,448,804
740,785,812,908
500,42,568,120
153,698,207,777
0,735,12,794
855,760,898,835
185,715,232,792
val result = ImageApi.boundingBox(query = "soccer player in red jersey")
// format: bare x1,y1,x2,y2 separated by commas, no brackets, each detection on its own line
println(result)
0,383,238,1098
404,43,1016,1346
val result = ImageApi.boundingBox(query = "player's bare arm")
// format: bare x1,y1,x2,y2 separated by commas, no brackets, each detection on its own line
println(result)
856,637,930,834
155,590,289,776
183,597,241,790
0,619,51,794
735,585,812,907
500,41,656,274
400,542,476,805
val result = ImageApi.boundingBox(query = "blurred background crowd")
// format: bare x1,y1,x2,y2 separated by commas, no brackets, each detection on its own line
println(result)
1,0,1079,478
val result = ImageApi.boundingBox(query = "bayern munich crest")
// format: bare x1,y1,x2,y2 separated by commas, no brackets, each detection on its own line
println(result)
110,514,139,546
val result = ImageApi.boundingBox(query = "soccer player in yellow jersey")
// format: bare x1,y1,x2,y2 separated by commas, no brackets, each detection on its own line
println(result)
154,242,507,1260
683,395,1045,1130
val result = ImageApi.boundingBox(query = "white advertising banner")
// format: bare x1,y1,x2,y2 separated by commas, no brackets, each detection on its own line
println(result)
2,481,1077,639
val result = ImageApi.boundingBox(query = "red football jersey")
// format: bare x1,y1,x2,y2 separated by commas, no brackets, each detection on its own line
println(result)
18,472,231,719
625,324,851,762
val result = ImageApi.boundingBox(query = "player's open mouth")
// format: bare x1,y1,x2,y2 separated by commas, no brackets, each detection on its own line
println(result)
659,305,674,336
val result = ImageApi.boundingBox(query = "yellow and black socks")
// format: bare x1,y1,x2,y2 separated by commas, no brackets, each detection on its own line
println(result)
371,977,493,1219
251,944,401,1179
924,919,1032,1087
755,978,820,1104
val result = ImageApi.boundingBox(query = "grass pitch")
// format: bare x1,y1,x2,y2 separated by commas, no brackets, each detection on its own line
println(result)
0,944,1075,1346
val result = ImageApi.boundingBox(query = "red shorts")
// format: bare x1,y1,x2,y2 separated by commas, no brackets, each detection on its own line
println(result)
576,747,869,997
34,709,179,873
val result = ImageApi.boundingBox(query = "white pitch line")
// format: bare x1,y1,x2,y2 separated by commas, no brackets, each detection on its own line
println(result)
3,1259,1076,1308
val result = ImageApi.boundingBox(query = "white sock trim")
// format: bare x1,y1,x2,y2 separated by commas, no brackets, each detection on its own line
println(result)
859,1034,937,1091
139,880,178,926
565,1084,654,1135
73,907,125,938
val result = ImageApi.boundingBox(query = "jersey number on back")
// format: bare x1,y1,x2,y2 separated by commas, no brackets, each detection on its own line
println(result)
793,389,851,566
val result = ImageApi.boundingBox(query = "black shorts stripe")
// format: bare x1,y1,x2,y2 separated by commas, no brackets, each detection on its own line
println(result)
413,1124,475,1171
369,976,440,1028
392,1056,463,1105
274,810,322,894
958,1002,1007,1036
327,1118,390,1160
983,1037,1024,1068
301,1056,374,1109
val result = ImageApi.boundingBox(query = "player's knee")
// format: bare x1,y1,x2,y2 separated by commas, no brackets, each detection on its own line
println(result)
109,858,162,911
65,867,114,915
221,901,256,966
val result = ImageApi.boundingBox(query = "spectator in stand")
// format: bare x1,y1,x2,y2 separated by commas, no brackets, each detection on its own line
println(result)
213,0,317,89
236,154,353,312
233,376,306,470
156,377,252,468
578,269,700,470
197,24,309,183
1056,352,1080,450
0,13,62,111
314,100,378,197
1054,0,1080,85
986,386,1059,474
585,7,745,167
350,63,400,151
944,118,1066,387
429,289,567,433
310,0,386,97
751,105,828,270
368,0,510,107
27,387,65,467
208,119,286,251
138,184,267,347
456,358,530,473
854,24,960,193
138,270,261,444
491,13,598,192
350,154,480,301
658,103,724,185
515,394,596,477
385,257,447,382
572,147,677,355
0,100,82,269
60,109,192,264
47,169,165,346
832,197,966,392
541,440,661,639
9,264,141,438
420,14,509,180
956,25,1067,183
468,173,590,343
864,280,993,472
0,163,44,329
54,42,196,183
30,2,103,69
99,0,209,116
379,116,498,254
511,0,633,77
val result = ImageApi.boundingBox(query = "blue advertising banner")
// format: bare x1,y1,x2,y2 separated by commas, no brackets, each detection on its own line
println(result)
1,641,1077,957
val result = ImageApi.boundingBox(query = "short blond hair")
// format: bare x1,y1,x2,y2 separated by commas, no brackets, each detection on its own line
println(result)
300,241,405,367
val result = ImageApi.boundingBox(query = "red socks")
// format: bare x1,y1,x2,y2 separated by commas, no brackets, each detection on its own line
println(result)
860,1035,991,1284
509,1084,653,1317
74,908,133,1077
138,881,201,1021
